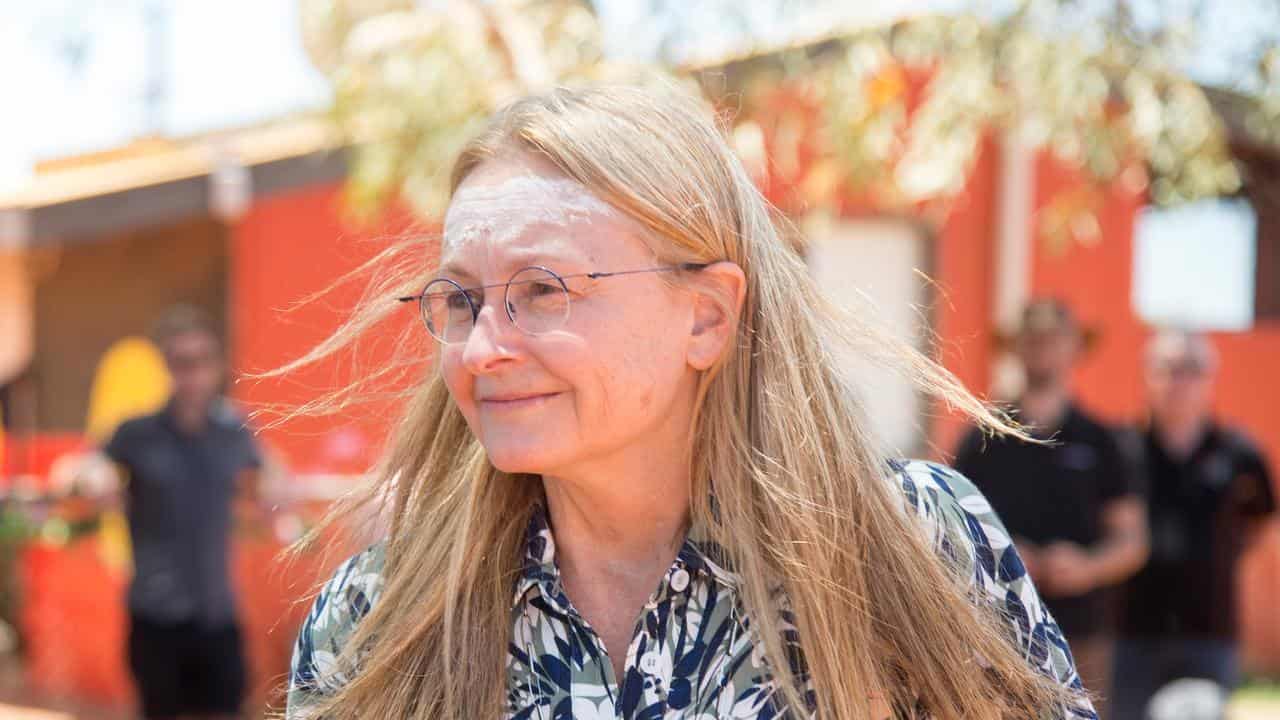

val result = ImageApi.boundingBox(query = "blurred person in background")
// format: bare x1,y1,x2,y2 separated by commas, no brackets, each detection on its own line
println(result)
1112,330,1276,719
98,305,263,720
954,299,1149,717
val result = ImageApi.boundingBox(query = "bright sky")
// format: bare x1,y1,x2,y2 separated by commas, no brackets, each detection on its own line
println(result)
593,0,966,65
0,0,1272,193
0,0,330,190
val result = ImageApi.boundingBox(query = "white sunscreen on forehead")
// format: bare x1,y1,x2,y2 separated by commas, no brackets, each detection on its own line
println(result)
443,174,620,252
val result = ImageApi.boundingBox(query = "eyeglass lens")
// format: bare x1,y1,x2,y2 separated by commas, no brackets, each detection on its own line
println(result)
419,266,571,343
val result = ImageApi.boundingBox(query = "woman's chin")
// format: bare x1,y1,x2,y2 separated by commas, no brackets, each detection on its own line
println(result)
482,441,565,476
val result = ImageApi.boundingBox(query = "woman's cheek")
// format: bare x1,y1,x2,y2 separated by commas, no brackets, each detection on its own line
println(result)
440,357,476,418
597,350,663,430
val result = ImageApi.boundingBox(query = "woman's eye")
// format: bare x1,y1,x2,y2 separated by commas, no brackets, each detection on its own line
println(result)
530,282,561,297
446,292,472,310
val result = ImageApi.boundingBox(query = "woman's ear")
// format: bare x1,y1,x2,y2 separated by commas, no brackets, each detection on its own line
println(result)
687,262,747,371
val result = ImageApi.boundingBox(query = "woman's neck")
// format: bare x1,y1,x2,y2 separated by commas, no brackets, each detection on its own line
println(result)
541,453,691,575
540,449,693,681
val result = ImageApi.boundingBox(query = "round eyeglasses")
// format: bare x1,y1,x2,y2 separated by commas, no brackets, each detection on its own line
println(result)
397,263,708,344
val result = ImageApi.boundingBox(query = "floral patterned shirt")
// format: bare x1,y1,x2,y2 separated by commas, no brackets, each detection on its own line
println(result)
287,460,1097,719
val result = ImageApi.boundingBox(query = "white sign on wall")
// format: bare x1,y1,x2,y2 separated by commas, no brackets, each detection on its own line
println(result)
806,217,930,457
1132,198,1257,332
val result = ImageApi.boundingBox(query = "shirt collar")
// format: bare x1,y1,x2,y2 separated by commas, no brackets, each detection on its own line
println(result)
1146,417,1222,464
511,503,740,609
160,396,239,434
1013,397,1078,438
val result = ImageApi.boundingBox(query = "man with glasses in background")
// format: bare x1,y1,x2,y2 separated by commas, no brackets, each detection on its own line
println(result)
99,305,263,720
1113,330,1276,719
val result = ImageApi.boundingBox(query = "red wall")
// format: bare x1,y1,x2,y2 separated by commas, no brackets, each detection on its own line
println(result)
926,136,999,455
1028,156,1280,470
1211,330,1280,471
1026,154,1280,477
1028,157,1148,421
228,183,426,476
740,79,1002,456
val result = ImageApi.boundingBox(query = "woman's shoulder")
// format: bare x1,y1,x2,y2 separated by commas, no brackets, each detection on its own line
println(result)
888,458,997,513
288,542,387,704
887,458,1027,582
310,541,388,626
890,458,994,522
888,459,1089,707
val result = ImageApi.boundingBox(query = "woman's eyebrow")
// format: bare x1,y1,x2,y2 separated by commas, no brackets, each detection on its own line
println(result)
437,261,477,282
517,254,591,272
438,251,591,284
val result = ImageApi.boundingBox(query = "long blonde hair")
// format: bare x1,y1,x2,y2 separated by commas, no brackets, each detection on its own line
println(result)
276,85,1078,719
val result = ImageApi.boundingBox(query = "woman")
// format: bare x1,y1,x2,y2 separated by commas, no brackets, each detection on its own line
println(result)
283,85,1095,719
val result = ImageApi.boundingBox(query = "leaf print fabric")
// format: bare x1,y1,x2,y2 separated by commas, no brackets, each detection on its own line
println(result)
286,460,1097,719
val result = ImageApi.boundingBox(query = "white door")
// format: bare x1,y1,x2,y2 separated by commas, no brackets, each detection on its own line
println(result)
806,217,932,457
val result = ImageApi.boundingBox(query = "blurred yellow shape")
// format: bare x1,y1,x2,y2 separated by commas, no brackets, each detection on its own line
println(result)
85,337,170,443
98,509,132,577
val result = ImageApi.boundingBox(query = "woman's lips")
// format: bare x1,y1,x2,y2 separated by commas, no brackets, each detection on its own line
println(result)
478,391,561,411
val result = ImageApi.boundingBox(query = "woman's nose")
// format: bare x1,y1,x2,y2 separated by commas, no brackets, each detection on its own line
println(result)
460,302,520,374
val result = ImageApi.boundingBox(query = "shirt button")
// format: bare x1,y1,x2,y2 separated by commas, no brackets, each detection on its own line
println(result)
640,652,662,674
670,568,690,592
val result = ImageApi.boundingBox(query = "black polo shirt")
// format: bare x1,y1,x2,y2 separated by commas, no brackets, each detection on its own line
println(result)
953,403,1137,638
1118,422,1275,640
104,399,261,627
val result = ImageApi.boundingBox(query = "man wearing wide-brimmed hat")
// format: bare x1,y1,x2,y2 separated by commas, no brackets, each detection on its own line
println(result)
954,299,1149,718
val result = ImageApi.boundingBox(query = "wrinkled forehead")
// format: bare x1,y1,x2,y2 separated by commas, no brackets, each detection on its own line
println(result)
443,164,620,254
